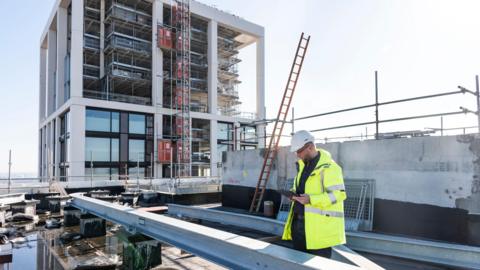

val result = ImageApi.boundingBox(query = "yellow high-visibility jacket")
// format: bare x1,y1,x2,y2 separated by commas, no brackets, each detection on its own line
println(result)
282,148,347,250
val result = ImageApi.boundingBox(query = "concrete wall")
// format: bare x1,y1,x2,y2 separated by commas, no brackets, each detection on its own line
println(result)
223,134,480,213
222,134,480,245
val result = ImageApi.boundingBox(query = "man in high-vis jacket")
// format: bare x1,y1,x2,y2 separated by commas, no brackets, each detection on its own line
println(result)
282,130,347,258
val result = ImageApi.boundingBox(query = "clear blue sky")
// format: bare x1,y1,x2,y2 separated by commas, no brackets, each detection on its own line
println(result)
1,0,479,174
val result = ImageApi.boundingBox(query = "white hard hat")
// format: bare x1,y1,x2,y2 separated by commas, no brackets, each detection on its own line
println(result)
290,130,315,152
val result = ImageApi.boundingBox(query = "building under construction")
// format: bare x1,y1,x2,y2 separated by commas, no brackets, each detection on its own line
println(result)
38,0,265,181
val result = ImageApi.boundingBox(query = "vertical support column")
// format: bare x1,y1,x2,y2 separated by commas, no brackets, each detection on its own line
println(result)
55,117,61,179
69,105,86,180
155,113,163,177
41,126,47,180
234,122,241,151
46,122,52,181
256,36,266,148
375,70,379,139
80,214,106,238
210,120,218,177
38,128,43,179
476,75,480,133
39,47,47,121
50,121,55,180
152,0,163,106
70,0,84,98
57,7,68,107
208,20,218,114
153,1,164,178
99,0,105,78
47,30,57,115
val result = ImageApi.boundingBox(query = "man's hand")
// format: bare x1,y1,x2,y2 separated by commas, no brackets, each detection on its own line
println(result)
292,194,310,205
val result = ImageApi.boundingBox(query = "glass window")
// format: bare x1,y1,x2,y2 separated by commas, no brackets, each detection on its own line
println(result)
129,139,145,162
128,167,145,178
85,167,111,179
111,168,119,180
86,109,111,132
129,114,145,134
242,126,257,142
218,122,233,141
111,138,119,162
241,145,257,150
85,137,111,161
111,112,119,132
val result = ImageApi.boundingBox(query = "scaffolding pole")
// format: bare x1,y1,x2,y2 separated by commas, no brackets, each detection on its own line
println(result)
476,75,480,133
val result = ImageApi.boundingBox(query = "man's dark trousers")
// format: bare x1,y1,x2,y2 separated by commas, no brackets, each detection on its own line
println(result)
291,215,332,258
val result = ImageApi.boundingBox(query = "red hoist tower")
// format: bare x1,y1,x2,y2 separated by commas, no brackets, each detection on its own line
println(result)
157,0,192,177
173,0,192,177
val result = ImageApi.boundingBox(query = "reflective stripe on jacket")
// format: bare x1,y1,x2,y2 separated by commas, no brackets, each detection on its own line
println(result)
282,148,347,250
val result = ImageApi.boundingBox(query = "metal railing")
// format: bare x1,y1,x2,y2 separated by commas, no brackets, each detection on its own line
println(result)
292,73,480,138
83,89,152,105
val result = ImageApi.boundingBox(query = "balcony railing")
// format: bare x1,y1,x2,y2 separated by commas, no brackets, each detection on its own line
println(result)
105,35,151,54
106,4,152,27
84,89,152,106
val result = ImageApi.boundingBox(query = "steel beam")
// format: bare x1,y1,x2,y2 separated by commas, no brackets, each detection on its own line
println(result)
167,204,383,270
69,194,360,270
167,204,480,270
347,231,480,270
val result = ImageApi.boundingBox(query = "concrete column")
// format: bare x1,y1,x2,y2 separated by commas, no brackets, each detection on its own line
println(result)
39,47,47,121
70,0,84,98
256,123,266,149
208,20,218,114
41,126,47,180
80,214,106,238
46,122,52,180
64,206,81,227
69,105,86,179
56,7,68,107
153,1,163,178
55,117,61,179
210,120,218,177
234,122,241,150
155,113,163,177
0,205,9,226
123,234,162,269
38,129,42,179
152,0,163,106
99,0,105,78
47,30,57,115
256,37,266,148
46,195,70,215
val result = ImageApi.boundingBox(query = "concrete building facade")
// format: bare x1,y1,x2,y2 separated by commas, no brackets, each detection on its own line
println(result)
38,0,265,181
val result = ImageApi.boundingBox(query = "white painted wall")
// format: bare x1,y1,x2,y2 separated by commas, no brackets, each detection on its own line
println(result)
68,105,86,178
56,7,68,108
46,29,57,116
70,0,83,98
39,47,47,121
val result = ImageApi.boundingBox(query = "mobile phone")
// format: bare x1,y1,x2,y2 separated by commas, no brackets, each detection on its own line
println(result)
279,190,296,198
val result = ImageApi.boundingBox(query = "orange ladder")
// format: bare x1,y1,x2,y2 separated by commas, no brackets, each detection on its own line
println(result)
249,33,311,212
